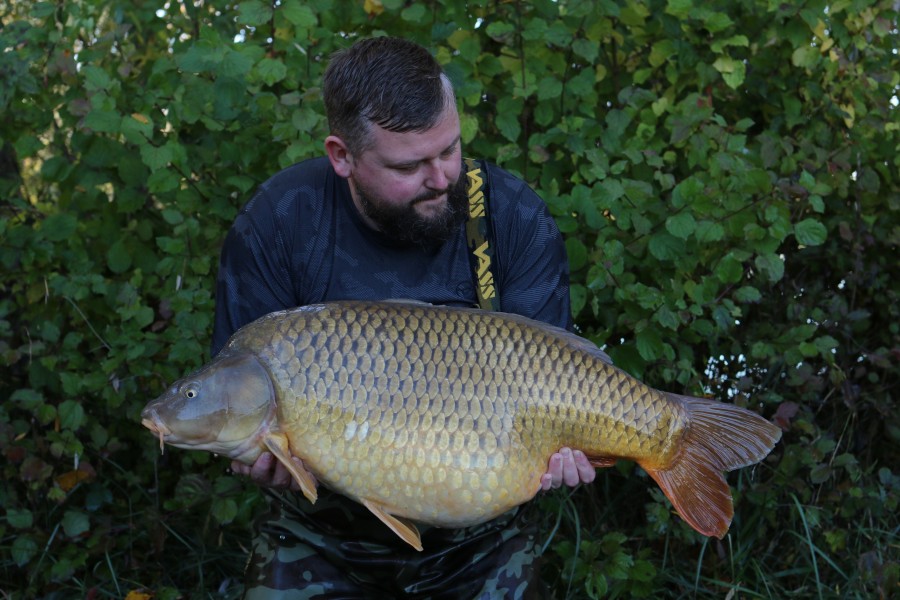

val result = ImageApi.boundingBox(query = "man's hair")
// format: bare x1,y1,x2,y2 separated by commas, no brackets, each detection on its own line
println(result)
323,37,455,155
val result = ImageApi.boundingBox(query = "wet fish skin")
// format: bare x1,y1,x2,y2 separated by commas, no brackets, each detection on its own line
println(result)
142,300,781,550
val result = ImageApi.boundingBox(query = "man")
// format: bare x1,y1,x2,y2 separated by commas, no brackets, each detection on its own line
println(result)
212,36,596,599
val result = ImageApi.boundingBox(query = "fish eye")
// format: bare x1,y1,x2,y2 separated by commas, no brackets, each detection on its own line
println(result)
183,383,200,399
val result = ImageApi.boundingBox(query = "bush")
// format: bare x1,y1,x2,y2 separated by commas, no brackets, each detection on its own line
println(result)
2,0,897,597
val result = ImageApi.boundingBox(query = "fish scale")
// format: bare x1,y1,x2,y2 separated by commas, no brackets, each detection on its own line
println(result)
142,300,781,551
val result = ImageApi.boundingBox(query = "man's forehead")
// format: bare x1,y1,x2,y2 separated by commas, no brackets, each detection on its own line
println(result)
364,107,461,164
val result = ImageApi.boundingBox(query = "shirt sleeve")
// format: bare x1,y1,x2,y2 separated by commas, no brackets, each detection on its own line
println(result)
489,168,573,331
211,188,297,356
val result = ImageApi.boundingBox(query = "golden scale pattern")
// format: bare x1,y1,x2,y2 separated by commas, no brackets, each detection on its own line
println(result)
231,302,685,526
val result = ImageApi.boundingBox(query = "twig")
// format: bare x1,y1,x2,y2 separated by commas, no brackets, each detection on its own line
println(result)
63,296,111,352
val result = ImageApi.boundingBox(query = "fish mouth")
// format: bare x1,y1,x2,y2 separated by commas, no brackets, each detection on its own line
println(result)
141,416,171,453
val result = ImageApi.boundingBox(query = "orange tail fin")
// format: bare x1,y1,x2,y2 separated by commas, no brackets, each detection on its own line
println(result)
642,394,782,538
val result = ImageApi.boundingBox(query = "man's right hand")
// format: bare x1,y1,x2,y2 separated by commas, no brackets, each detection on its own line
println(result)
231,452,316,492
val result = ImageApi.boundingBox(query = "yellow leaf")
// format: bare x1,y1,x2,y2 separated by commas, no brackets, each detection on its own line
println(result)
363,0,383,16
124,592,153,600
839,103,855,129
131,113,149,124
55,469,92,492
812,19,827,40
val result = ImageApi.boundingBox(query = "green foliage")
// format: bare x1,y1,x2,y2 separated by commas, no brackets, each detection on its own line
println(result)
1,0,897,597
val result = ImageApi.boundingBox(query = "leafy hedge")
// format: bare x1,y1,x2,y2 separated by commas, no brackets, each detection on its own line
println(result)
1,0,898,597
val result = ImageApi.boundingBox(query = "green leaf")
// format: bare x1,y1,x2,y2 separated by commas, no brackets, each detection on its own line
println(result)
572,39,599,63
156,236,186,254
716,253,744,283
794,218,827,246
695,220,724,242
537,77,563,102
459,113,478,144
485,21,515,42
42,214,77,241
566,238,588,271
6,508,33,529
495,108,520,142
11,536,38,567
58,400,86,430
256,58,287,86
712,56,746,89
711,35,749,53
107,239,132,273
636,328,664,361
177,41,225,72
755,252,785,282
648,234,683,261
62,510,90,538
82,65,112,91
140,143,173,170
665,0,692,19
704,12,735,33
655,306,680,330
83,109,121,133
30,1,56,17
211,497,238,524
570,283,587,317
791,45,819,68
734,286,762,303
665,212,696,239
281,0,317,27
401,4,426,21
238,0,272,26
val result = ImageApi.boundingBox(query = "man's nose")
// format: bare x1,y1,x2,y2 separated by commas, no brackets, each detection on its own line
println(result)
424,160,449,190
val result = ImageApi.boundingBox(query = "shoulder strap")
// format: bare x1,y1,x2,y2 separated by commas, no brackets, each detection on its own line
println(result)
464,158,501,311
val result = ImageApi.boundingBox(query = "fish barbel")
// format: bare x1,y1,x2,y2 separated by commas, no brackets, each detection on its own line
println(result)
141,300,781,550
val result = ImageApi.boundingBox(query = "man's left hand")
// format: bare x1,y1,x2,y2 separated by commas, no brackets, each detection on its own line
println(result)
541,447,596,490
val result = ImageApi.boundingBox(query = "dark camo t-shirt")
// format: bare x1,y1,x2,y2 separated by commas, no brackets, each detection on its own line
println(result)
211,156,572,355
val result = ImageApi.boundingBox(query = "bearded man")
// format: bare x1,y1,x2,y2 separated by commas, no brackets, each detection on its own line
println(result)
212,36,596,599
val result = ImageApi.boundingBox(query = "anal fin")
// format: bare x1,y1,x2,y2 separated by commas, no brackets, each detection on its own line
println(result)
263,433,318,504
361,499,423,551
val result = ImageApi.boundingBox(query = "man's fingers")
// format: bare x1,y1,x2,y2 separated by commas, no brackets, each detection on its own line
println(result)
540,473,553,491
230,459,250,477
548,453,563,489
573,450,596,484
560,447,579,487
248,451,274,483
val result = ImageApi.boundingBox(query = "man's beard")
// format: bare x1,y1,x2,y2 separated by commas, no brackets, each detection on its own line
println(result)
353,172,469,247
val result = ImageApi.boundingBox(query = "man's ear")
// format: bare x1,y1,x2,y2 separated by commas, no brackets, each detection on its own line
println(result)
325,135,353,178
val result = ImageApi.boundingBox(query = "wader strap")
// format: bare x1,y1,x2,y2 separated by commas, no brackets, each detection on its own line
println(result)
464,158,500,311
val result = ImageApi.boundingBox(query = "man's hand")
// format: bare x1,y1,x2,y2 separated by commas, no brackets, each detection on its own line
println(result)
230,452,316,492
540,447,596,491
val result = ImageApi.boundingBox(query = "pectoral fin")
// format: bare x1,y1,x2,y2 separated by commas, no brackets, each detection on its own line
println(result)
361,499,423,551
263,433,318,504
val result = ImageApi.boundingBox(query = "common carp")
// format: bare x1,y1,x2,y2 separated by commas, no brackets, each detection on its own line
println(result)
141,300,781,551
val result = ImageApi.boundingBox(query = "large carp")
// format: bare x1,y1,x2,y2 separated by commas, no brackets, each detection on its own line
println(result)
141,300,781,550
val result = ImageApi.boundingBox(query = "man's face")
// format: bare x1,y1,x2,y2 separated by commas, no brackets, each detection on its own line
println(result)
347,102,467,246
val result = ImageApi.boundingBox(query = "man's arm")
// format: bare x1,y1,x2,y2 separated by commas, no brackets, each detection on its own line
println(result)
211,190,297,356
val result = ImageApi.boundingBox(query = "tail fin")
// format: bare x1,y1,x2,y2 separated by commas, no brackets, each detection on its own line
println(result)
643,394,782,538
